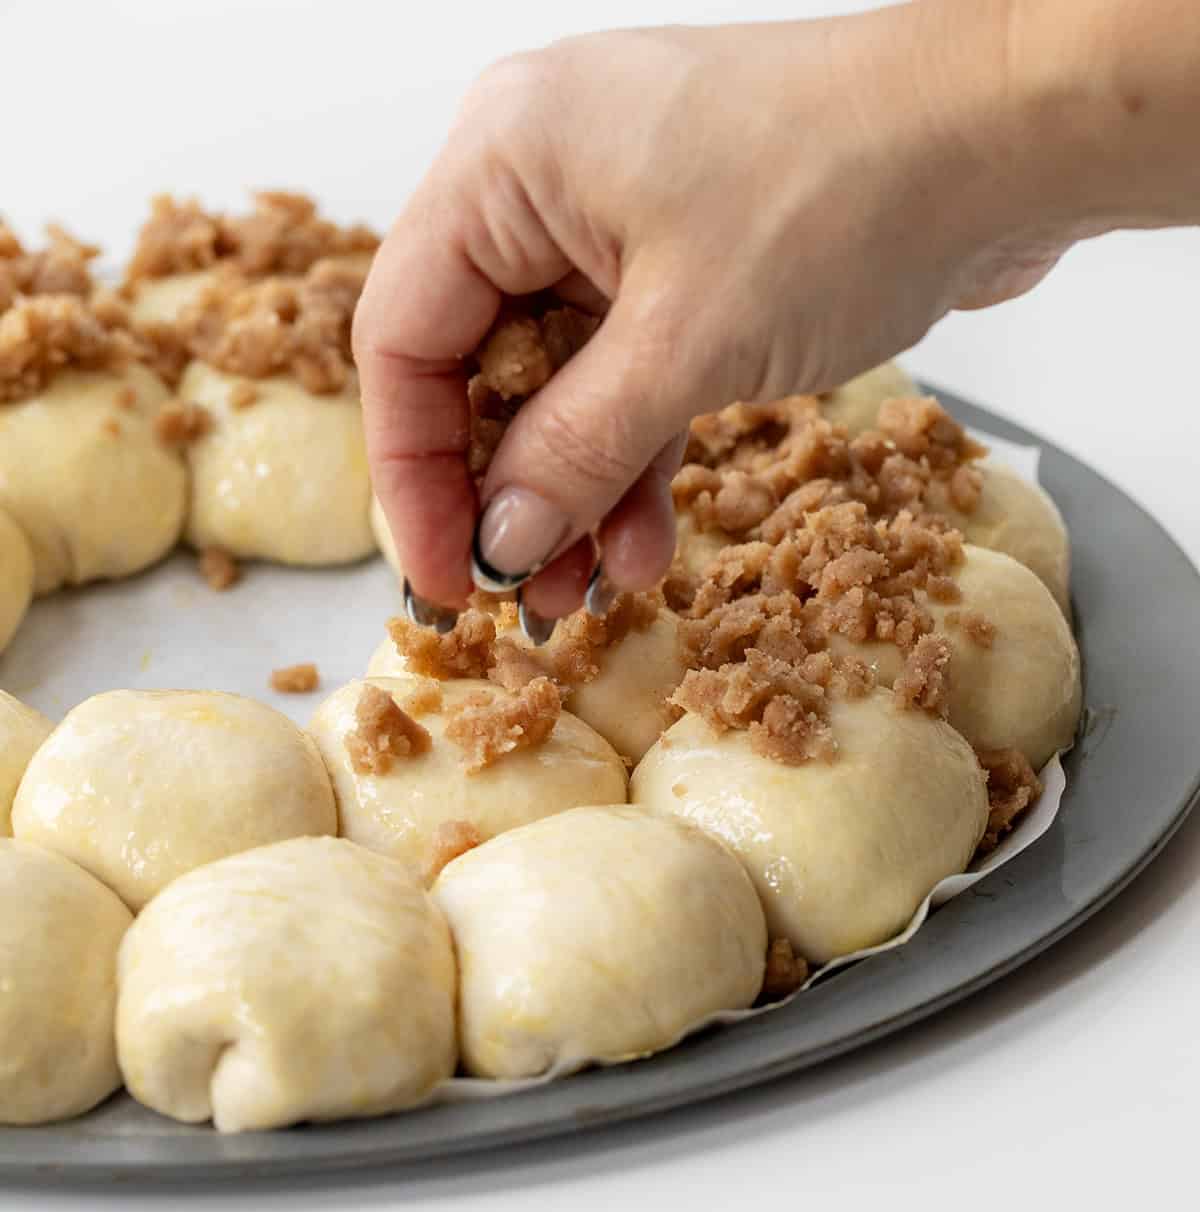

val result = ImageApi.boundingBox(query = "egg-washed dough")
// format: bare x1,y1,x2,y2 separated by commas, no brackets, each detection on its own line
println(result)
632,689,988,965
0,508,33,654
13,690,336,909
674,510,734,581
181,361,376,566
433,805,766,1079
127,268,218,327
308,677,627,883
0,840,132,1125
927,460,1071,614
366,610,688,765
829,545,1080,769
117,836,456,1133
0,364,186,595
0,691,52,835
370,496,401,577
819,360,919,436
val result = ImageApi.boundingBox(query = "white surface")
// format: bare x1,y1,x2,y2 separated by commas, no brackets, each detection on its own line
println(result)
1,0,1198,1208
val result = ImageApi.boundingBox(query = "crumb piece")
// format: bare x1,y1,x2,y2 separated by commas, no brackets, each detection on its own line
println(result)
893,633,952,716
270,663,319,694
344,683,431,775
0,222,97,307
958,609,996,648
153,399,211,447
101,417,121,438
114,386,137,410
875,396,988,472
229,380,258,409
488,638,552,692
199,546,240,591
402,679,444,717
761,938,809,1000
543,591,663,687
444,676,562,773
422,820,485,884
385,610,496,680
976,747,1042,853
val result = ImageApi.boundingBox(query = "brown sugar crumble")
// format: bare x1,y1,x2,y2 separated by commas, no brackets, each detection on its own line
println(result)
345,683,431,775
892,634,953,717
101,417,121,438
385,609,497,680
153,399,211,447
444,677,562,774
198,546,240,591
761,938,810,1001
229,380,259,409
976,747,1042,853
402,679,444,717
422,819,485,884
270,663,320,694
0,222,97,311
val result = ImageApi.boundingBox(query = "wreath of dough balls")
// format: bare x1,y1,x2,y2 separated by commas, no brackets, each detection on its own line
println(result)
0,207,1082,1132
0,840,132,1125
12,690,337,910
117,836,456,1133
433,806,767,1079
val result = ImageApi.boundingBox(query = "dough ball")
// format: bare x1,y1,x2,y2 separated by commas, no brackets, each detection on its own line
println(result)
0,691,52,834
927,460,1071,614
127,269,217,327
631,689,988,964
370,496,402,577
820,361,919,436
0,507,33,654
117,836,456,1133
0,840,132,1124
180,360,376,565
308,677,627,883
829,545,1081,768
0,365,186,594
13,690,336,909
433,805,766,1078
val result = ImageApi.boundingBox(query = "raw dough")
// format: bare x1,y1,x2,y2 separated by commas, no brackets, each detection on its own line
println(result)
181,361,376,566
117,836,456,1133
631,689,988,964
308,677,627,882
0,508,33,654
433,805,766,1078
0,840,132,1124
819,360,919,436
0,691,52,835
13,689,336,909
0,364,186,594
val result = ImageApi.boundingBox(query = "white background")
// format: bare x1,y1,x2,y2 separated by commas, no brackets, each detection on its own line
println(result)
3,0,1198,1208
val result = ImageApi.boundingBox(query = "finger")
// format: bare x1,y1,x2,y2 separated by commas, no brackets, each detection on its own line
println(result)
474,286,710,591
517,536,597,630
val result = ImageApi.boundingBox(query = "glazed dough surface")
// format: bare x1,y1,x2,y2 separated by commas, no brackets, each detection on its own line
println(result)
12,690,336,908
819,360,919,436
927,460,1071,614
0,508,33,654
0,840,132,1124
308,677,627,882
631,690,988,964
0,691,52,835
117,836,456,1133
0,365,186,594
433,805,766,1078
828,545,1081,768
181,361,375,565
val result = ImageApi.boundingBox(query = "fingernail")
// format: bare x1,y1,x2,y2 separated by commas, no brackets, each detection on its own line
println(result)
403,578,459,634
585,564,617,618
471,487,570,593
517,589,557,646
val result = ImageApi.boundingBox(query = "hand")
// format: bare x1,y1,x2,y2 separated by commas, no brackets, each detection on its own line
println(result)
353,1,1107,624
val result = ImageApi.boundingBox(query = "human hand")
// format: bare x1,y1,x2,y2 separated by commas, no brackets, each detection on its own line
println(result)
353,1,1098,633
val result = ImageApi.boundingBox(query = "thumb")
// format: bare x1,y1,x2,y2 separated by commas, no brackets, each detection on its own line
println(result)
471,290,717,594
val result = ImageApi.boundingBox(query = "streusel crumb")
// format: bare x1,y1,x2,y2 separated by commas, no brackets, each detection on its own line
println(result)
761,938,809,1000
270,663,319,694
0,222,97,309
892,633,952,717
199,547,240,591
153,399,211,447
444,676,562,773
423,819,485,884
976,747,1042,853
345,683,432,775
385,610,497,680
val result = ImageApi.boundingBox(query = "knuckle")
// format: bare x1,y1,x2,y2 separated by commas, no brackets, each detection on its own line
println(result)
531,405,642,493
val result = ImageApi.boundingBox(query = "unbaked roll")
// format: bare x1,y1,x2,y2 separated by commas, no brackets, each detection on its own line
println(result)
117,836,456,1132
433,805,766,1078
631,689,988,964
0,508,33,654
0,840,132,1124
13,689,336,909
819,361,919,436
0,691,52,835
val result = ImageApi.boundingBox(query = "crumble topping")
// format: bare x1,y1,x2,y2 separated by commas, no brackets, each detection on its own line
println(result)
423,819,484,884
976,747,1042,853
270,663,319,694
0,222,97,309
892,634,953,716
153,399,211,447
124,192,379,282
198,546,240,591
401,679,444,716
385,609,497,680
345,683,431,775
761,938,810,1001
443,677,562,773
